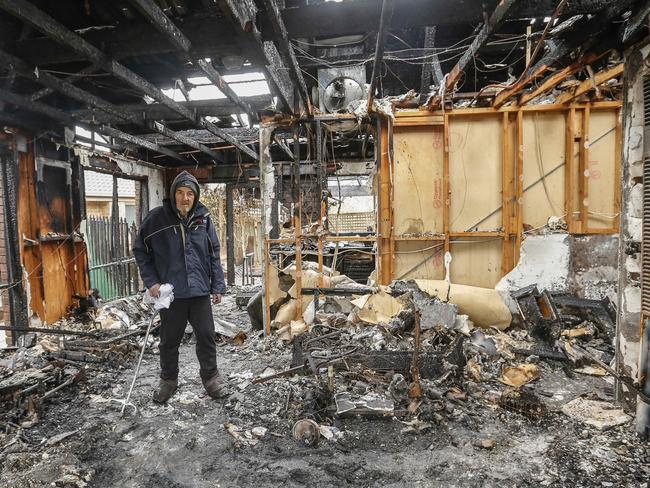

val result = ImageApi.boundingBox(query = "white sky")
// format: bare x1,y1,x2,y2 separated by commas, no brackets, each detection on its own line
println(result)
161,72,270,102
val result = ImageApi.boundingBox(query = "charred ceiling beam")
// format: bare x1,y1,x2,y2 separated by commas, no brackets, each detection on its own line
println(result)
29,65,99,102
0,48,227,162
368,0,394,109
152,121,224,161
0,87,76,126
0,0,258,160
218,0,294,113
555,63,623,104
0,49,141,126
128,0,192,53
197,59,258,123
98,125,187,162
138,127,258,147
493,1,628,108
518,52,604,105
128,0,258,124
419,26,443,105
70,95,272,125
428,0,518,109
0,88,186,162
4,1,618,69
260,0,312,115
9,11,239,66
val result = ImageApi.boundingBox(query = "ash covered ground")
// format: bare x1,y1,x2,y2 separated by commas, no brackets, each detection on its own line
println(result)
1,291,649,488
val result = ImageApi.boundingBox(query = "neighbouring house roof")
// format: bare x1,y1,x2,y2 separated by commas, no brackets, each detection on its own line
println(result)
84,171,135,199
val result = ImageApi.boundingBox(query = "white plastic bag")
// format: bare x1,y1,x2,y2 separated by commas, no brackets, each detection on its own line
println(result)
143,283,174,310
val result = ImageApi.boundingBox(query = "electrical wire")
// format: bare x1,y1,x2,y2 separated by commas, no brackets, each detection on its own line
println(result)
533,113,562,215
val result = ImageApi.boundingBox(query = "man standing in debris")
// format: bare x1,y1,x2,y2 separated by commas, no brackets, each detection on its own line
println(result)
133,170,227,403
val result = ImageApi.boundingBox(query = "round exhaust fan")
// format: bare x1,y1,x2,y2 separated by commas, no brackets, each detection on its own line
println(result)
322,77,364,113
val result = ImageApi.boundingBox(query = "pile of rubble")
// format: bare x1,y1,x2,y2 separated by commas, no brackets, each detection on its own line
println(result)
225,272,639,449
0,295,159,437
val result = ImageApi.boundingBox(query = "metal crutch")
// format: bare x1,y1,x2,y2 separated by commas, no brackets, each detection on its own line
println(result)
118,309,160,416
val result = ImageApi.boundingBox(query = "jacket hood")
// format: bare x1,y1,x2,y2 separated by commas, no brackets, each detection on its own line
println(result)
170,170,200,217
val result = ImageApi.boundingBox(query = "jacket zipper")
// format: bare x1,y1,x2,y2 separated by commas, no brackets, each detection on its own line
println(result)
179,219,190,288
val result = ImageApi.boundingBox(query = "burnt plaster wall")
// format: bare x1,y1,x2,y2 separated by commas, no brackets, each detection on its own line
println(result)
569,234,620,301
616,42,649,405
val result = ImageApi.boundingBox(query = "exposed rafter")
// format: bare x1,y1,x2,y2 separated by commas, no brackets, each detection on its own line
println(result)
555,63,623,104
218,0,294,113
428,0,517,109
197,59,258,123
0,0,258,160
128,0,192,53
71,95,272,125
99,125,187,162
419,26,443,105
30,65,99,101
518,52,602,105
153,121,224,161
260,0,312,115
128,0,258,124
0,49,140,126
0,88,185,162
0,48,229,163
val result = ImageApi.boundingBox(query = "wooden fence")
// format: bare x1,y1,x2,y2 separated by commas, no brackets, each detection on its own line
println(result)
85,216,140,300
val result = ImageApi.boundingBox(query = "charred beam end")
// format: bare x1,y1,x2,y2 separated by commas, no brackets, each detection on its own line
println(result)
128,0,192,53
153,121,223,161
428,0,517,109
100,125,186,162
368,0,395,109
197,59,258,124
260,0,312,115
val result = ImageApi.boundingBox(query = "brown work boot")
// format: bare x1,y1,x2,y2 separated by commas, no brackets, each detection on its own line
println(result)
203,373,228,399
152,378,178,403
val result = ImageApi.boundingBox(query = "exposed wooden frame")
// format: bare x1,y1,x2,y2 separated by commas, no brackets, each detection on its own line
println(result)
515,109,524,263
579,105,590,232
502,111,513,274
565,107,576,232
555,63,624,104
378,118,393,284
493,52,602,109
443,114,451,255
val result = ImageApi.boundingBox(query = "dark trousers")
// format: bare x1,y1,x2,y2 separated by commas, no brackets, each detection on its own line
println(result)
159,295,218,381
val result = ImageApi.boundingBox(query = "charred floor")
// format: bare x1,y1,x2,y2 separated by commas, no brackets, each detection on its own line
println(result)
1,0,650,487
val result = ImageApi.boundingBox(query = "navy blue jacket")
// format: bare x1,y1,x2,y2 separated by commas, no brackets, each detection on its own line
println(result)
133,176,226,299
